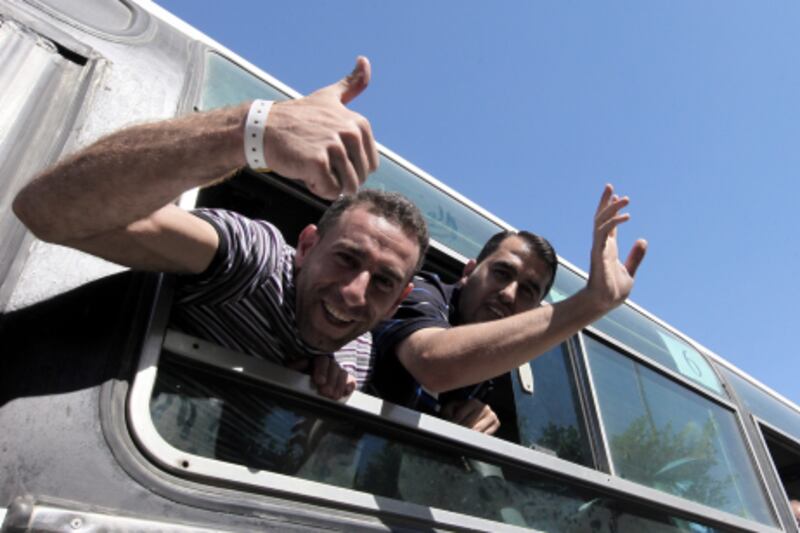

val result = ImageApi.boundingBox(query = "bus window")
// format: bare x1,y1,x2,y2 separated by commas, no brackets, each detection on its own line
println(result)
550,266,725,397
720,366,800,444
512,343,594,467
198,52,289,112
759,425,800,529
147,337,740,532
362,156,503,259
584,334,777,526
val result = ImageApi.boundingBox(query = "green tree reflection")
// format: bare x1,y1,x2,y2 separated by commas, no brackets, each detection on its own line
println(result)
611,416,729,509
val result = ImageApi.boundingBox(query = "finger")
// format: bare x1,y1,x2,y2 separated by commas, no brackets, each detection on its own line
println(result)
329,144,359,196
459,406,484,429
472,410,500,434
313,355,329,387
624,239,648,277
344,374,357,396
341,125,369,183
307,158,341,200
452,399,480,425
331,365,348,399
316,56,371,105
483,416,501,436
596,213,630,240
358,116,379,175
595,183,614,216
595,196,629,226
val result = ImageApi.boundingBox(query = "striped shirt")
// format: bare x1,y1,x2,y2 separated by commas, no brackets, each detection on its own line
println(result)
171,209,374,388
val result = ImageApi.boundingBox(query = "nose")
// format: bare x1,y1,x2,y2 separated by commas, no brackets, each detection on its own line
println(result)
340,270,370,307
498,281,517,305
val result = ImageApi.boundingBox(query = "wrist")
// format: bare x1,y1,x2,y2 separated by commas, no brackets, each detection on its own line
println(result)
573,287,614,320
243,99,274,171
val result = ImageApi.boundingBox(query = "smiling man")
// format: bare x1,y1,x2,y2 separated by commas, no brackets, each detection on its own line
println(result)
13,57,428,400
371,184,646,435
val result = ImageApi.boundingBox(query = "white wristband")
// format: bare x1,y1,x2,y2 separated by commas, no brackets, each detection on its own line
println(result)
244,99,273,171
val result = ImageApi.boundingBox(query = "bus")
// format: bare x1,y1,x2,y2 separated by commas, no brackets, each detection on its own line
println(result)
1,1,799,531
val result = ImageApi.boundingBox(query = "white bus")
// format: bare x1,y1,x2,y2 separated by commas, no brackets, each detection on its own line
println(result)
1,1,798,531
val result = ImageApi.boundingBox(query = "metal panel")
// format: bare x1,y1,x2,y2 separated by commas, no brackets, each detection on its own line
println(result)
2,496,237,533
0,15,97,311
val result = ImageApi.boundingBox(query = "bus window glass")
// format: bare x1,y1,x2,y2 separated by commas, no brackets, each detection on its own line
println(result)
549,266,724,396
199,53,289,111
512,343,594,467
150,352,737,532
585,335,776,526
363,156,503,259
720,367,800,443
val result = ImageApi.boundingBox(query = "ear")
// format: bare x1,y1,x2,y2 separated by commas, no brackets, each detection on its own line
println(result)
459,259,477,285
383,282,414,320
295,224,320,268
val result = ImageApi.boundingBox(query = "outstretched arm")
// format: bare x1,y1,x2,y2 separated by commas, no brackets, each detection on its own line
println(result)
12,57,379,273
396,184,648,393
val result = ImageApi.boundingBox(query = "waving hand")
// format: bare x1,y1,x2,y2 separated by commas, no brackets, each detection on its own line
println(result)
586,184,648,311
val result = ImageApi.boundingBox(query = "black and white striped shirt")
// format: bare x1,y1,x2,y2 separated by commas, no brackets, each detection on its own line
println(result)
171,209,373,388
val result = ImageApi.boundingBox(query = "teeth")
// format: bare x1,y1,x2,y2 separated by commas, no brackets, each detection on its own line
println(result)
323,301,355,323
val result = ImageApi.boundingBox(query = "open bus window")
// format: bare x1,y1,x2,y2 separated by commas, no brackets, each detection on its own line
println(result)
584,334,777,527
759,425,800,528
147,336,736,532
512,343,595,467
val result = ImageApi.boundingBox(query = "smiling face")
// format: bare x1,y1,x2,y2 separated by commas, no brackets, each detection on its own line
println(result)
293,206,419,352
457,235,553,324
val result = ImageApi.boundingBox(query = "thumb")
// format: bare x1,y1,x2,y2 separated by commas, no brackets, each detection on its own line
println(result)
321,56,371,105
624,239,648,277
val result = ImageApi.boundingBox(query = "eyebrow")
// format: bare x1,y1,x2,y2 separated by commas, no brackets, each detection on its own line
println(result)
493,260,541,297
334,241,405,283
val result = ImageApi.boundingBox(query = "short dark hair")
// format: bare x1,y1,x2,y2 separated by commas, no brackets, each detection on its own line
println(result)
476,230,558,301
317,189,429,272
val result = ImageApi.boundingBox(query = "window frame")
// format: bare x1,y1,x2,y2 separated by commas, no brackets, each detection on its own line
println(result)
752,417,800,532
126,280,780,532
579,328,782,528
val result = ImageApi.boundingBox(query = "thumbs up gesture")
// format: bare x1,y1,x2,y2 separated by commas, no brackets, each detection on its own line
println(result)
263,56,380,199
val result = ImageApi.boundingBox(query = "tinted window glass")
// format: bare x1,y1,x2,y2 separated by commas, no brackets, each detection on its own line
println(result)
586,335,775,526
363,156,503,259
721,367,800,443
512,343,593,467
549,266,723,396
199,53,288,111
151,352,735,532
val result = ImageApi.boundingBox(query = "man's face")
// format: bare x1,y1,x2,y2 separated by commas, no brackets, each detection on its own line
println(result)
457,235,552,324
294,206,418,352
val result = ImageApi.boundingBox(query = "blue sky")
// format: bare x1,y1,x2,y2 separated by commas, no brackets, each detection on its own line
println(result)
155,1,800,406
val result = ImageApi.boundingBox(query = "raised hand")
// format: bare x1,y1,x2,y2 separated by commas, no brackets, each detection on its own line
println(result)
586,184,648,311
263,56,379,199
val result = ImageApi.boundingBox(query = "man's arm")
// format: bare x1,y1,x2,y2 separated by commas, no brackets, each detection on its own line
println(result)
397,184,648,393
12,57,378,273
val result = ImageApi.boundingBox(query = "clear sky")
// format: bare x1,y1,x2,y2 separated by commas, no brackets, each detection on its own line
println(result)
155,1,800,406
